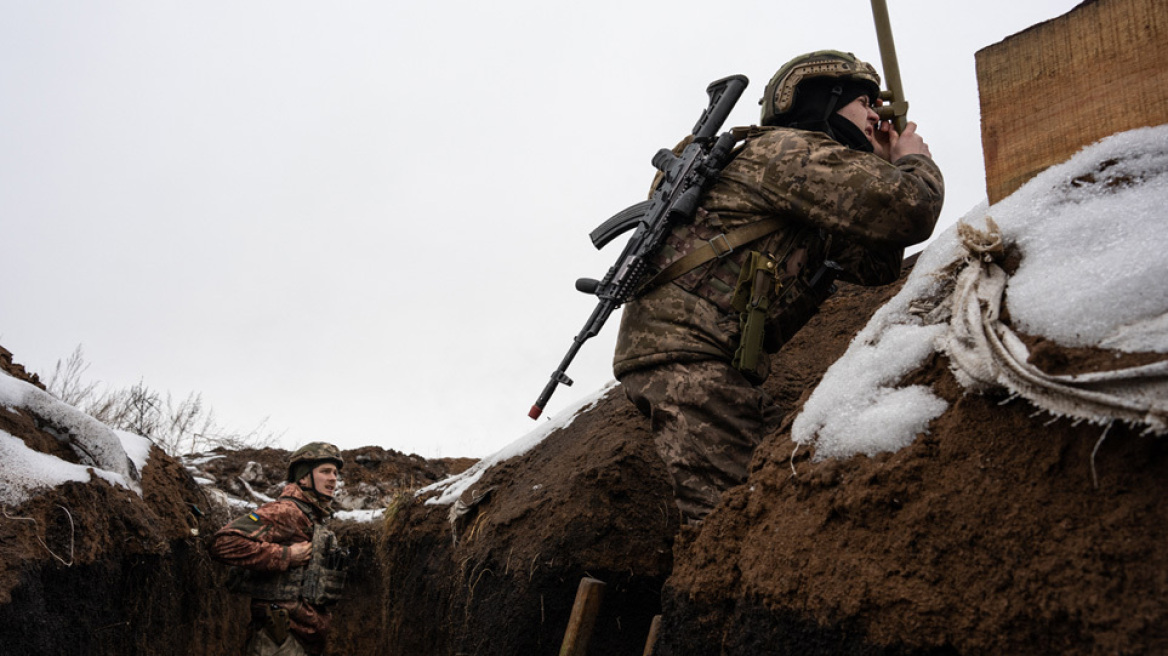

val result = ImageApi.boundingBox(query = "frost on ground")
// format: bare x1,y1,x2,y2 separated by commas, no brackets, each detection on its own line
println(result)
795,124,1168,461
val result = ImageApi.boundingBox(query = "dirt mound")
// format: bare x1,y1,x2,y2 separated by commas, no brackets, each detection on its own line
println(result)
0,352,475,655
379,256,1168,655
381,389,677,654
4,266,1164,654
656,276,1168,655
0,407,240,653
375,270,907,654
1,345,44,389
185,444,474,512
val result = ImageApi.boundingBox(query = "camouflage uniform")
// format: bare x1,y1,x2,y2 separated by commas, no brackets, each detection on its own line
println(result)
210,483,334,655
615,125,944,521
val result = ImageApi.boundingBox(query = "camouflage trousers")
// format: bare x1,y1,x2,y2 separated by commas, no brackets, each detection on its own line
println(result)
620,359,778,522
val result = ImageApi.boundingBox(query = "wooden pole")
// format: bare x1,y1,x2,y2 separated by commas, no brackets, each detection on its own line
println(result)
642,614,662,656
869,0,908,133
558,577,606,656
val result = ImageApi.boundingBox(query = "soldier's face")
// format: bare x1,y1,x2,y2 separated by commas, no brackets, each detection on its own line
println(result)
837,95,880,145
309,463,339,498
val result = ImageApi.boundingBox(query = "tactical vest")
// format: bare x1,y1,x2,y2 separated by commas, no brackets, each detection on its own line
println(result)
226,500,347,606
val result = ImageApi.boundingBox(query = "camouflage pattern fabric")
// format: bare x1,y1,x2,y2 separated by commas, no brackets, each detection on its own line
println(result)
210,483,332,655
702,126,943,249
615,125,944,521
621,359,780,522
616,125,944,380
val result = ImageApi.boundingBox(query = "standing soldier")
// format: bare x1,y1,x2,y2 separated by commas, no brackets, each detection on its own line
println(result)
614,50,945,524
210,442,347,656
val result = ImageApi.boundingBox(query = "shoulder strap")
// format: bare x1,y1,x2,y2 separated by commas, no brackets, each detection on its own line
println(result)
639,126,786,291
281,494,319,523
647,218,784,289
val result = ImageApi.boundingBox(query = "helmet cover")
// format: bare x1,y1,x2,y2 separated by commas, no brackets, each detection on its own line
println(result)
287,442,344,482
760,50,881,126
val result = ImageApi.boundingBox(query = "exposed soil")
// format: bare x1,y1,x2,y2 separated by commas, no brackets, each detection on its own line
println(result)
369,263,895,654
0,343,473,656
653,264,1168,655
662,361,1168,655
383,387,677,655
3,256,1166,655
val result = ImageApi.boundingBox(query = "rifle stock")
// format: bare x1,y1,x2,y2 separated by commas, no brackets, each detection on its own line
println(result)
529,75,748,420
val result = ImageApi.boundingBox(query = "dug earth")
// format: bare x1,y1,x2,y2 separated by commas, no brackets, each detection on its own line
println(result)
1,257,1166,654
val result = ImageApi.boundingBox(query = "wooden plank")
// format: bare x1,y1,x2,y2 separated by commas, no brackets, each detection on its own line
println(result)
642,614,662,656
976,0,1168,203
559,577,606,656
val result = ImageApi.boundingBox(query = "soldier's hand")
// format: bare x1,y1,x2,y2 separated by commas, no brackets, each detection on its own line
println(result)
888,121,932,161
288,541,312,567
872,120,893,161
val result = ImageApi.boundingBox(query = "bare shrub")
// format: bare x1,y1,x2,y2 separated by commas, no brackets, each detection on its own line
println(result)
44,345,282,456
44,345,100,407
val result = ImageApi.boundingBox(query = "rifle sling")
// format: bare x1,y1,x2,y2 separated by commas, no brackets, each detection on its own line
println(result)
643,217,785,291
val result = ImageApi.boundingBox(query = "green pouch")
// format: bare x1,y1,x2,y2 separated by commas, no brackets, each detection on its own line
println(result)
765,258,841,352
730,251,778,383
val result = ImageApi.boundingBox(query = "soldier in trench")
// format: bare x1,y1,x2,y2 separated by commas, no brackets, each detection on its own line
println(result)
614,50,945,524
210,442,348,656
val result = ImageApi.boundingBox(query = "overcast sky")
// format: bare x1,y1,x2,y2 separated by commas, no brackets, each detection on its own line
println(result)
1,1,1085,459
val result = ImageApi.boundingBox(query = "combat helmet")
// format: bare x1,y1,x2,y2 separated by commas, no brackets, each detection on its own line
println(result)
760,50,881,126
287,441,344,483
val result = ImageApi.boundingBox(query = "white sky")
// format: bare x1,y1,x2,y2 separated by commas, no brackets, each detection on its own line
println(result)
0,1,1085,459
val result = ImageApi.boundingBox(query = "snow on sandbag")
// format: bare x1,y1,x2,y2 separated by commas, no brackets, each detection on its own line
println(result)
795,125,1168,460
940,218,1168,434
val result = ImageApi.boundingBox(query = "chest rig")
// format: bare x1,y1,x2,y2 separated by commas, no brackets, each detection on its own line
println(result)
226,498,347,606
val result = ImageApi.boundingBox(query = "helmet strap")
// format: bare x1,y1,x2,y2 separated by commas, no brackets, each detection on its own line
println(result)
819,84,845,140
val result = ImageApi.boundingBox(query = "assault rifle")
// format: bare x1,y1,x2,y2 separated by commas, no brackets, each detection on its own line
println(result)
301,526,347,605
528,74,749,420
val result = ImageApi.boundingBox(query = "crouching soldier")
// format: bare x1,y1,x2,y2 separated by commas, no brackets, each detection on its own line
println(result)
210,442,348,656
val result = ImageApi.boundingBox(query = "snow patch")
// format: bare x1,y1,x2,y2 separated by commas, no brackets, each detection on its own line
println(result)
419,382,616,506
1003,126,1168,353
0,372,140,486
0,430,141,506
334,508,385,523
0,371,150,506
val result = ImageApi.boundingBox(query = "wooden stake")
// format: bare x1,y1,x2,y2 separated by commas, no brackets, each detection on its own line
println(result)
558,577,606,656
642,614,662,656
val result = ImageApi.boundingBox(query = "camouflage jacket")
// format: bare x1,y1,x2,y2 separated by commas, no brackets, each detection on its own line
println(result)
209,483,333,654
613,126,944,382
